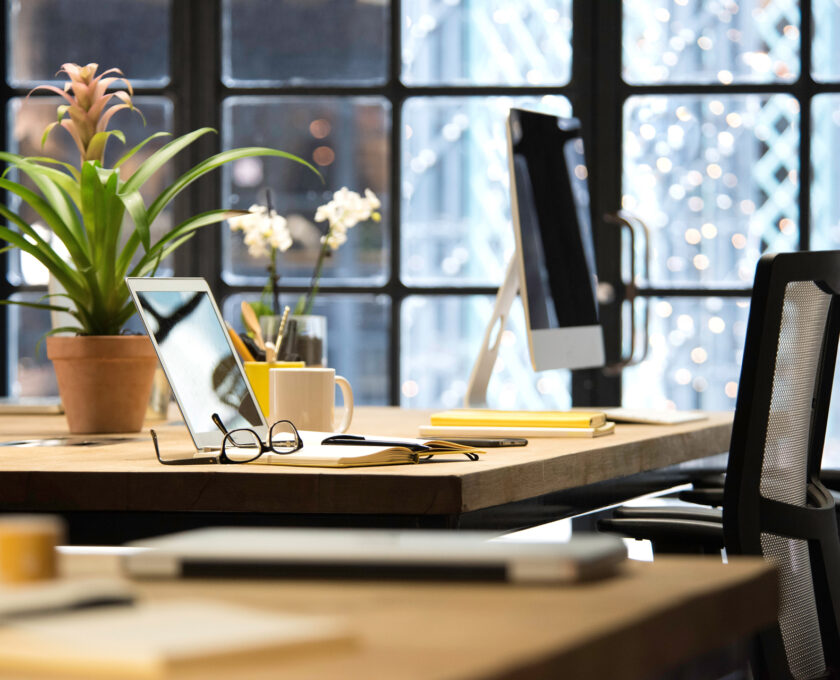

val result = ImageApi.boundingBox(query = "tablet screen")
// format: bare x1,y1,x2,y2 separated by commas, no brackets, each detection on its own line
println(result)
134,289,263,438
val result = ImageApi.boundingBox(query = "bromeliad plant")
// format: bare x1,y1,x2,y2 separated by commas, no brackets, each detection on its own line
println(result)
0,62,318,335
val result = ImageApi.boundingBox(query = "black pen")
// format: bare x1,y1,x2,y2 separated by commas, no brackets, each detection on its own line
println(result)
422,437,528,448
320,434,433,452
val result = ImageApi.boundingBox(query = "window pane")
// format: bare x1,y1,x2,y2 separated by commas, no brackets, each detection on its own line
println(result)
401,295,571,409
7,293,57,397
7,96,174,285
222,0,388,86
224,293,389,405
623,0,800,85
7,0,170,87
401,95,571,287
402,0,572,86
812,95,840,248
622,297,749,411
812,0,840,81
623,94,799,286
222,97,389,287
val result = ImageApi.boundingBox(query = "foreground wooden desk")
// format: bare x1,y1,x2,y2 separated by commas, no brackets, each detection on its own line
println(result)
8,551,770,680
0,408,732,542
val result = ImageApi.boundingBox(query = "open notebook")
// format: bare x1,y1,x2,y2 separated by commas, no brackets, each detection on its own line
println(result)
199,431,484,468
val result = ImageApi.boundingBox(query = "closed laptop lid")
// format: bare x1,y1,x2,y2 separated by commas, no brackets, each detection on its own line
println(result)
124,527,627,583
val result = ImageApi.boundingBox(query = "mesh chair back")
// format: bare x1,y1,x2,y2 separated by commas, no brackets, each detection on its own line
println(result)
724,251,840,679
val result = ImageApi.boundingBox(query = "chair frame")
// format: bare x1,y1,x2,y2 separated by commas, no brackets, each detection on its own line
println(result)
723,251,840,677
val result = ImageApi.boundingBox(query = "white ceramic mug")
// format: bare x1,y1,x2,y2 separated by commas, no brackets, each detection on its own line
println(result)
269,367,354,433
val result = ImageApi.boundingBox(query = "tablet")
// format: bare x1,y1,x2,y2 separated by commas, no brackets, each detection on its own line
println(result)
126,277,267,450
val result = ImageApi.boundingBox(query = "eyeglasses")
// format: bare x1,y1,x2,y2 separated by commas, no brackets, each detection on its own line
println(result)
151,413,303,465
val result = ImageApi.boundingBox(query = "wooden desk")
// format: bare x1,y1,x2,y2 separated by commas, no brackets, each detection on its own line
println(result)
14,551,771,680
0,408,732,541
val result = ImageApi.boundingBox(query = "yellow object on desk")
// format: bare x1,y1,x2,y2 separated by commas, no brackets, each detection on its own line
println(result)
0,515,64,584
430,409,608,429
225,322,255,362
244,361,305,418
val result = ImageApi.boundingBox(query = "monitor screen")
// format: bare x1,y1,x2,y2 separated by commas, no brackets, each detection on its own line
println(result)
133,288,263,439
507,108,605,371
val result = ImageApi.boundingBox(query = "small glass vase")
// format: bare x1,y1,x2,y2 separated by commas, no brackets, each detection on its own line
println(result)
258,314,286,346
287,314,327,367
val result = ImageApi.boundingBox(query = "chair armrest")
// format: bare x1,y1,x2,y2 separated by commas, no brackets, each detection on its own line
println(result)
613,506,722,522
596,516,724,553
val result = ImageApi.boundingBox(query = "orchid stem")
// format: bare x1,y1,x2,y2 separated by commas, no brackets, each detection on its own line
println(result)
264,188,280,316
301,233,331,316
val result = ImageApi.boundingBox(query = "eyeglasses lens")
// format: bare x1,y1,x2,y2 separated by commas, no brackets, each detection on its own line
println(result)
222,428,264,463
269,421,300,454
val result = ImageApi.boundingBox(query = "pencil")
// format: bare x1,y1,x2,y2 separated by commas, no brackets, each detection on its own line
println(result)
225,322,255,362
274,306,290,356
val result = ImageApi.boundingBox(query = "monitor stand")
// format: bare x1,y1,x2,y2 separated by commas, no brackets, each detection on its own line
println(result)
464,257,519,408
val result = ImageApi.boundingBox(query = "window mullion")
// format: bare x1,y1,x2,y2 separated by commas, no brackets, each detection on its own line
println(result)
573,0,624,406
172,0,223,285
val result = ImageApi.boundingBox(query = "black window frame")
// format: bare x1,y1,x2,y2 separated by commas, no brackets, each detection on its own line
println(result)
0,0,830,408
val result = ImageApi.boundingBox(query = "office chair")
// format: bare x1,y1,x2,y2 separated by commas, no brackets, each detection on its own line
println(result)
599,250,840,679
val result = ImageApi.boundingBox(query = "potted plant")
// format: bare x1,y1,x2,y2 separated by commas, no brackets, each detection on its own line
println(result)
229,186,380,365
0,63,318,433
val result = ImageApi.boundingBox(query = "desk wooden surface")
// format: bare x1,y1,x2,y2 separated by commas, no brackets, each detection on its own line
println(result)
0,408,732,518
3,551,770,680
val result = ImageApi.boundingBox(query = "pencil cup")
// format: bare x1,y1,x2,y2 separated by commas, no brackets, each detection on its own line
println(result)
269,367,354,432
243,361,305,418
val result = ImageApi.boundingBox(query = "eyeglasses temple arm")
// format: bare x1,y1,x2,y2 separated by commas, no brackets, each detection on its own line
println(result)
151,429,221,465
211,412,228,435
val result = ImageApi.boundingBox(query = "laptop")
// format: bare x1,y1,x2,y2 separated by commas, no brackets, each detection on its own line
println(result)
124,526,627,584
126,277,268,451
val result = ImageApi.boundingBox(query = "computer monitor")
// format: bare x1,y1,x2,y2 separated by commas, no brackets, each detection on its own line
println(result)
464,108,605,407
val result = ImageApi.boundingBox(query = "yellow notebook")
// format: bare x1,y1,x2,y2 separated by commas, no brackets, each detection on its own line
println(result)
419,422,615,439
430,409,607,429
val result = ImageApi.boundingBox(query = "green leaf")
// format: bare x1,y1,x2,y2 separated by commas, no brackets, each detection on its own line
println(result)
114,131,171,169
19,163,82,209
114,231,141,284
0,176,90,272
0,299,72,313
101,172,125,298
136,231,195,278
119,190,150,253
127,209,236,277
122,127,216,195
0,153,86,253
79,162,100,245
147,147,322,226
0,220,84,301
85,129,126,163
22,156,81,182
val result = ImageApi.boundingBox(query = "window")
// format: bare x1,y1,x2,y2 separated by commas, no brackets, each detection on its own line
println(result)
2,1,836,426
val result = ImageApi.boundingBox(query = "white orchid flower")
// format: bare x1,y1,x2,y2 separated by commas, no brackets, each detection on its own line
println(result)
229,203,293,258
315,187,381,251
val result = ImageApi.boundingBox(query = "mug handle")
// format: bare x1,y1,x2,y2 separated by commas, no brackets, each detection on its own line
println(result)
334,375,354,433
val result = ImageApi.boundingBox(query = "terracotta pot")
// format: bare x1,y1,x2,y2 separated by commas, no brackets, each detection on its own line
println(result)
46,335,158,434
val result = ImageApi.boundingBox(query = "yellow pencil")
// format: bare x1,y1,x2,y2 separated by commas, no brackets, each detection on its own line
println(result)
225,322,255,362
